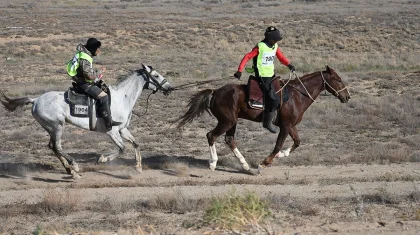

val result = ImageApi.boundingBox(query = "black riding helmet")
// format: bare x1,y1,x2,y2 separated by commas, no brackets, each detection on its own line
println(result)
264,26,283,42
85,38,101,56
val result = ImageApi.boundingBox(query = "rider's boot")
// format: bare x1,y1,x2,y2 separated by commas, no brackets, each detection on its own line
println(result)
263,110,278,133
98,97,122,131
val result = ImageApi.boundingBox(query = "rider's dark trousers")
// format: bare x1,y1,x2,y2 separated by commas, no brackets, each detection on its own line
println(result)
260,76,280,112
78,83,104,99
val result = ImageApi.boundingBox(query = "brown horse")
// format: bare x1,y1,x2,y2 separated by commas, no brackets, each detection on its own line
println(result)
175,66,350,173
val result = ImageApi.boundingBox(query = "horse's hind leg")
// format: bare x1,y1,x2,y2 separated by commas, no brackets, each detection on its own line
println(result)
49,127,80,178
119,128,142,173
207,122,235,171
224,124,250,171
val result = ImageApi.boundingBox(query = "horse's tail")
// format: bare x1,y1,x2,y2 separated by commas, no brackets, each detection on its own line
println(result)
0,91,36,112
175,89,214,130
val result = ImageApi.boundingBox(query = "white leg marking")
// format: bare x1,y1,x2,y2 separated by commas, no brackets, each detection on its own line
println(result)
209,145,218,171
283,147,292,157
274,147,292,159
233,148,250,171
274,151,285,158
97,155,109,163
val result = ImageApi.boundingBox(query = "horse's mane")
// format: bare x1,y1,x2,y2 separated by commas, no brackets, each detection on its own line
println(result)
115,69,141,86
299,70,324,81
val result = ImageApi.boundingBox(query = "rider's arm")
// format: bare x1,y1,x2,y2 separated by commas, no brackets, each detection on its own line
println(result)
80,59,104,81
237,47,259,72
276,47,290,66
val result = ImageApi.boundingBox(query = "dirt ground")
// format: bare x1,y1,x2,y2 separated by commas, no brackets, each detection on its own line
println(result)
0,0,419,234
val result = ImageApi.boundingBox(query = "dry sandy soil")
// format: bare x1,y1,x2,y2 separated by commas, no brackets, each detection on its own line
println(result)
0,0,419,234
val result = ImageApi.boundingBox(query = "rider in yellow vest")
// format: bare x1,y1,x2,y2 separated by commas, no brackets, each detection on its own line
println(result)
233,26,296,133
67,38,121,131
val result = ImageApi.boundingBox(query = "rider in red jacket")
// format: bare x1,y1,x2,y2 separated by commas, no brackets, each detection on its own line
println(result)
233,26,295,133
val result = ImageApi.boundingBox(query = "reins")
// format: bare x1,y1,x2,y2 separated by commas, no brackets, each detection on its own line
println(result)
282,71,349,102
133,77,225,117
295,72,317,102
132,92,153,117
170,78,225,91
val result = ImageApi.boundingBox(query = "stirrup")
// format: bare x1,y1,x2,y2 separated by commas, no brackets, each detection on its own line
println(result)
250,100,264,109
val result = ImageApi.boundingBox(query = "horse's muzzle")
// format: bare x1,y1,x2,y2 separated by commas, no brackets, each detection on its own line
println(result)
339,95,350,103
163,87,173,96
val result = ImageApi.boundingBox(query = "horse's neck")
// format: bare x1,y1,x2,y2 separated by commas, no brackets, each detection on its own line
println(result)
299,72,325,101
111,74,146,109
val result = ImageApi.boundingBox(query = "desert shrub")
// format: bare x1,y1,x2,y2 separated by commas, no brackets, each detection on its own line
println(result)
204,190,271,229
362,187,399,205
148,189,204,213
34,189,80,215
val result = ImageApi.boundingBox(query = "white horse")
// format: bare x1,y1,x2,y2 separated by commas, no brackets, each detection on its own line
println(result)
0,64,172,179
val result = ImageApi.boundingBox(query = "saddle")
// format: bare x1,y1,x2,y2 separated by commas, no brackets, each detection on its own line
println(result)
247,75,289,110
64,82,110,131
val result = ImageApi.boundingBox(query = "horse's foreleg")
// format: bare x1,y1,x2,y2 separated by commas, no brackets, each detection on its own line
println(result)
120,128,142,173
260,125,289,169
282,126,300,157
99,131,125,163
225,125,250,171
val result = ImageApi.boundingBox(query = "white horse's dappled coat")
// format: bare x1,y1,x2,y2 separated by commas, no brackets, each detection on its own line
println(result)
0,64,172,178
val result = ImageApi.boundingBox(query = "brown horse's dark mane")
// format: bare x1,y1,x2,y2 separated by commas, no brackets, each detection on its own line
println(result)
287,70,325,87
297,70,325,81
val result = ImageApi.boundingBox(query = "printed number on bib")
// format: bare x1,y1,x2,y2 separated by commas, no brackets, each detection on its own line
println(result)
262,52,275,66
74,105,88,115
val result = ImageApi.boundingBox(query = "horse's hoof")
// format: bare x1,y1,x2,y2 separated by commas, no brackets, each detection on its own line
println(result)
209,160,217,171
135,166,142,173
71,162,80,172
72,172,81,180
97,155,108,163
249,168,260,175
257,165,265,174
242,164,250,171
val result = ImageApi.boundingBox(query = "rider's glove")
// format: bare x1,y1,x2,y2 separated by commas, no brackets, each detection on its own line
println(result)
233,71,242,80
287,64,296,73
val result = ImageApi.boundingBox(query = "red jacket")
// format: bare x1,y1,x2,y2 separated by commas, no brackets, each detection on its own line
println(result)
237,45,290,72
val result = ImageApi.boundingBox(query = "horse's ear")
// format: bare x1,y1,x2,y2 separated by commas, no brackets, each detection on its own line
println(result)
142,63,151,72
325,65,331,72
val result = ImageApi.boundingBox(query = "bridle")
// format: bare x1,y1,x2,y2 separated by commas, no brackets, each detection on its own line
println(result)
320,71,349,98
290,71,349,102
140,68,171,95
132,67,171,118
